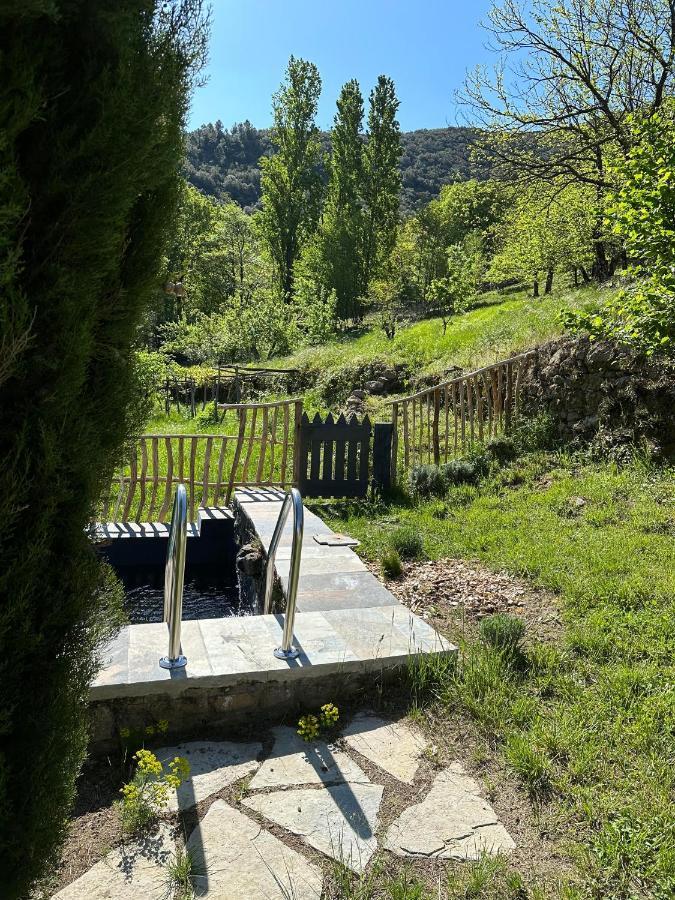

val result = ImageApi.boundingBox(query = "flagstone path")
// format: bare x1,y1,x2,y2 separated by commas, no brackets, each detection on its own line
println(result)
55,714,515,899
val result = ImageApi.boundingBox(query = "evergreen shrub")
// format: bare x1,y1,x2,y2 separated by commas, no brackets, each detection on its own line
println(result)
0,3,207,894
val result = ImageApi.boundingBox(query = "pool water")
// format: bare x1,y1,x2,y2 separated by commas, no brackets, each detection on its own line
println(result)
119,566,251,623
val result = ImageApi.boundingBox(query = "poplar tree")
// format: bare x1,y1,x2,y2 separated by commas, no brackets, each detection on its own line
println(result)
259,56,323,300
311,79,366,320
362,75,402,287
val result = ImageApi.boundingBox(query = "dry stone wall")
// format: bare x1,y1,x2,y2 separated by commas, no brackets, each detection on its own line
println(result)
519,336,675,455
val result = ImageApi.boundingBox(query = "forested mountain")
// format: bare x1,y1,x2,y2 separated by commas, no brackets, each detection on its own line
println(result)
184,120,484,216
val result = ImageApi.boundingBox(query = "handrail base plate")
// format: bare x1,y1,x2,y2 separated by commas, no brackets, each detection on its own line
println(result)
273,646,299,660
159,654,188,670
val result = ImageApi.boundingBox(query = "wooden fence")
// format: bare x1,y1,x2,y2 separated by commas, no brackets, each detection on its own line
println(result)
162,365,300,418
389,351,536,479
101,398,303,522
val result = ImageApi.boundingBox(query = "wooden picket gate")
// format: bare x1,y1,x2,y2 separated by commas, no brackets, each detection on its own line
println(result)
389,350,536,479
296,412,372,498
101,398,303,522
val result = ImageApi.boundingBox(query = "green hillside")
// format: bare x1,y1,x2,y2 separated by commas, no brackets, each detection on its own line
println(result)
185,121,486,216
266,283,607,412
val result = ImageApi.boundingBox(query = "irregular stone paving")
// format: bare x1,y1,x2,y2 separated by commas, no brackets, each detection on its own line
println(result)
249,726,370,789
187,800,322,899
156,740,261,811
57,716,515,895
243,783,384,874
342,713,428,783
384,762,516,860
53,824,175,899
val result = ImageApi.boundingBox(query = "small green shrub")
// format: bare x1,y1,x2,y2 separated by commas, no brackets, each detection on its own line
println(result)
408,463,447,498
441,456,489,485
389,525,424,559
381,547,403,577
512,413,558,453
486,435,518,464
479,614,526,654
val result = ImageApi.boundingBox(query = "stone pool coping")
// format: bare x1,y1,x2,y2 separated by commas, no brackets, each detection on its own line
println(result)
234,487,401,612
90,604,452,700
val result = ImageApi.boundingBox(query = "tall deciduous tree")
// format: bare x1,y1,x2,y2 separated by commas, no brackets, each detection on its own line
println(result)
460,0,675,279
0,2,207,894
362,75,402,287
566,103,675,351
259,56,323,300
310,79,366,320
489,182,597,295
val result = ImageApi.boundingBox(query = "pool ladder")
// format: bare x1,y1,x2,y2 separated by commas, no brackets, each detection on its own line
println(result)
159,483,188,670
263,487,304,660
159,485,304,669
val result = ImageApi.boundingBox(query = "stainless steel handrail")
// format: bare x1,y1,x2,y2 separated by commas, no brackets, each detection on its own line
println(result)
263,487,304,660
159,484,188,670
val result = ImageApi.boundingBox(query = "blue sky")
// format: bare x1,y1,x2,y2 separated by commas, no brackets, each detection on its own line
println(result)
189,0,495,132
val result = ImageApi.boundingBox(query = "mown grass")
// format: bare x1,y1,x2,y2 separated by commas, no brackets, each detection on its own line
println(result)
313,452,675,898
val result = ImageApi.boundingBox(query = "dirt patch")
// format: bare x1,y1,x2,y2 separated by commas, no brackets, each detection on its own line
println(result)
367,557,564,644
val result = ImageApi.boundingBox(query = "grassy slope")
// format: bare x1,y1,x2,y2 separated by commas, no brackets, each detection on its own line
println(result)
270,283,606,383
316,453,675,898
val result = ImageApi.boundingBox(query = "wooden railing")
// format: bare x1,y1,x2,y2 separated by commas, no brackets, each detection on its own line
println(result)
101,399,303,522
389,351,536,479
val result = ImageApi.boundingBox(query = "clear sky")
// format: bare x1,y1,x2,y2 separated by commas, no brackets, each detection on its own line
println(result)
188,0,495,132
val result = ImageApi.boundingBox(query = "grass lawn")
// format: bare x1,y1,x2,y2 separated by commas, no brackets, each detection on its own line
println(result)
310,450,675,898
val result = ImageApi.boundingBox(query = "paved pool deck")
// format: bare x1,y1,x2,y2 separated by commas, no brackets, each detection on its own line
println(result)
90,490,454,740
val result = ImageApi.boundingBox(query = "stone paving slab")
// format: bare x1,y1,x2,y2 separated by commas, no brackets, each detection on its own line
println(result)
155,740,261,811
243,783,383,873
53,824,175,899
249,726,370,789
187,800,322,899
342,714,427,784
384,763,516,860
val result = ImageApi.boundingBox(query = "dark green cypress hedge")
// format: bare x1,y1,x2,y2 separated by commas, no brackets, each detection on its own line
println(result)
0,2,207,895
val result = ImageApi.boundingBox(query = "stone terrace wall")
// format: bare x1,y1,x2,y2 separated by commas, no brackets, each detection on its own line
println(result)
519,336,675,455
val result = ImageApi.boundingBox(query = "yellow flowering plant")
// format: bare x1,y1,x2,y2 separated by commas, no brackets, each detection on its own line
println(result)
118,749,190,835
297,703,340,741
319,703,339,729
297,714,320,742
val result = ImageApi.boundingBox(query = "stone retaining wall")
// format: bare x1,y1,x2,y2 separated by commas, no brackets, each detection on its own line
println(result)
519,336,675,454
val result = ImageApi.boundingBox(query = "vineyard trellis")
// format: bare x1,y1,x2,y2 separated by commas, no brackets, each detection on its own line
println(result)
389,350,537,480
101,398,303,522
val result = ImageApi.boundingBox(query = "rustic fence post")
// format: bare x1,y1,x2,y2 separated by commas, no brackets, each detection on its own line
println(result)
390,402,399,485
292,399,304,487
505,361,513,431
373,422,394,494
214,364,220,419
432,388,441,464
